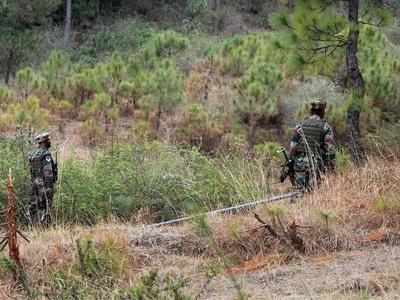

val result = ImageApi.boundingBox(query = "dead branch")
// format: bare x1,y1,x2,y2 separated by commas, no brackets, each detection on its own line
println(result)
254,213,280,238
254,213,306,254
287,221,306,253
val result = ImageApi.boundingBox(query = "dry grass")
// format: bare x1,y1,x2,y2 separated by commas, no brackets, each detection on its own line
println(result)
201,157,400,261
1,157,399,299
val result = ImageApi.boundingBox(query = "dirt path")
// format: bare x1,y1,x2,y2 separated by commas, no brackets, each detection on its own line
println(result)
198,245,400,299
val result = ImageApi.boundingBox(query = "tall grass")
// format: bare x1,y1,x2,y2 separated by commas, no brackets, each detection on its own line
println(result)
2,156,399,299
0,138,274,225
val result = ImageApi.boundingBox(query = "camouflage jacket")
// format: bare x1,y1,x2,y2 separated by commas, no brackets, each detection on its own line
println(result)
289,115,335,161
28,148,57,187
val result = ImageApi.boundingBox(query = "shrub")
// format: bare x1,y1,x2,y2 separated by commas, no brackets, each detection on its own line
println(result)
140,60,183,132
79,119,105,146
15,68,42,100
0,137,31,219
0,86,15,109
40,51,72,99
125,271,191,300
234,62,283,151
73,20,155,63
175,103,226,153
75,238,127,279
66,68,101,111
254,142,282,163
48,142,273,224
151,31,188,58
7,96,49,132
48,99,74,119
335,148,352,173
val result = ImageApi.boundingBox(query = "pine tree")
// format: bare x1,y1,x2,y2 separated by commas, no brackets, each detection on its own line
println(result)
64,0,72,47
97,53,126,105
40,51,71,99
234,62,282,153
271,0,392,163
67,68,100,112
15,68,42,101
142,60,183,132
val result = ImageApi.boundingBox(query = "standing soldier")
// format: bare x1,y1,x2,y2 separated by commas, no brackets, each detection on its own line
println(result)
28,133,58,224
288,99,336,189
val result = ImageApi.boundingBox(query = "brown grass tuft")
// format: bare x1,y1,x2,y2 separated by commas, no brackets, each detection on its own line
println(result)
193,157,400,261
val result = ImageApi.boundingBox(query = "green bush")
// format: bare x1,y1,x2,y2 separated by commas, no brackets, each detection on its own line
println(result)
75,238,125,279
151,31,188,58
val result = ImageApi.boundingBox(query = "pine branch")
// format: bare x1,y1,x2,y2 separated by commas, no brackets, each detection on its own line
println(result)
306,23,342,39
299,41,347,55
359,19,384,27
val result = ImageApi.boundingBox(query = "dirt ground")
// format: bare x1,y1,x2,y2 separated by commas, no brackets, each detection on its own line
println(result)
129,225,400,300
1,224,400,300
193,244,400,300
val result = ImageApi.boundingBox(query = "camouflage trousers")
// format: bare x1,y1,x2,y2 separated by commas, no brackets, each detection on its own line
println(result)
29,178,54,224
292,155,328,191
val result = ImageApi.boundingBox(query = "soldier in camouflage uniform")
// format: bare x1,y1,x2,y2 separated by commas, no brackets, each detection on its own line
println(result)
28,133,58,224
288,100,335,190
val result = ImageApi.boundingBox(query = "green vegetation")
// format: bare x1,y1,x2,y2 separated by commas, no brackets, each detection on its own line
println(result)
0,0,398,224
1,2,400,300
0,138,273,224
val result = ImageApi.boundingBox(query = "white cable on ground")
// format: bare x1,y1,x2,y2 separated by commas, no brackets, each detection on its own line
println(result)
147,191,303,228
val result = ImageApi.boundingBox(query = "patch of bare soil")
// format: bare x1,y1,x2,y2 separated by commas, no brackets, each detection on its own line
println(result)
125,223,400,299
196,245,400,299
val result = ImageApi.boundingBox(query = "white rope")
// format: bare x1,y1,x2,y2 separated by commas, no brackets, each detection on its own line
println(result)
147,191,303,227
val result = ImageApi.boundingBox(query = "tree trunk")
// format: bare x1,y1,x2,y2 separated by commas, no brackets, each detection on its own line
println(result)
5,49,14,85
345,0,366,164
155,105,162,132
208,0,220,10
215,0,221,10
287,0,294,10
64,0,72,47
246,114,257,158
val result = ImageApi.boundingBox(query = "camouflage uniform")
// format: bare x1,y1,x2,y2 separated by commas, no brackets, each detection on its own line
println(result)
28,133,57,224
289,102,335,189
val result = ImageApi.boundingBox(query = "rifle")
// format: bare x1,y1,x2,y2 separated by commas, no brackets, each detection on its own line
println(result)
279,148,295,183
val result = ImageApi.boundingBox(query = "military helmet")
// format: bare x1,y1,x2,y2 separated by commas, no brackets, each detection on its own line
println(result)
309,98,327,111
34,132,50,144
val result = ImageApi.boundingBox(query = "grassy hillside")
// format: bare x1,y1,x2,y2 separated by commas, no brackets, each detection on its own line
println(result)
0,2,400,299
1,157,399,299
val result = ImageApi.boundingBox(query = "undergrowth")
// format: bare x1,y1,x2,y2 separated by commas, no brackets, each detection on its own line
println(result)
0,138,276,225
0,156,398,299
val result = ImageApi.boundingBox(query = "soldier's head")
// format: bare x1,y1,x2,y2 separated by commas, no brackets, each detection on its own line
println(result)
309,99,327,118
35,132,51,149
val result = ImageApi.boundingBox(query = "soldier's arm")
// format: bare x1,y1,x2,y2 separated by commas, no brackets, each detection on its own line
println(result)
323,123,336,168
289,125,302,158
323,123,335,153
